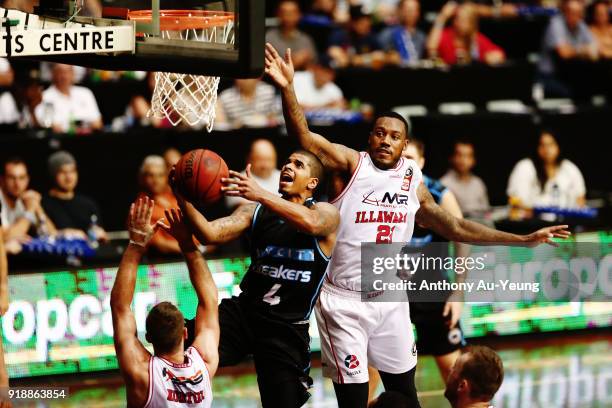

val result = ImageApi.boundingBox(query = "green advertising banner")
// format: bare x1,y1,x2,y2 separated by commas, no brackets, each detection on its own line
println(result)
2,232,611,378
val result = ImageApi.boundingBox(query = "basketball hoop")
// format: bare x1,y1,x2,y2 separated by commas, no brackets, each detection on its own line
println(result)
128,10,235,130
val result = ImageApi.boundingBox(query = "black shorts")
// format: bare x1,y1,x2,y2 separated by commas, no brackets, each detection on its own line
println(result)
409,302,466,356
185,296,312,407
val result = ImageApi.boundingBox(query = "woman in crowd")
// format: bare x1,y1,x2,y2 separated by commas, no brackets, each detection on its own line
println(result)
426,1,505,65
507,130,586,209
589,0,612,59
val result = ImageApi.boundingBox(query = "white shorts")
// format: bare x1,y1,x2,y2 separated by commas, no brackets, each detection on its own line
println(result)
315,281,417,384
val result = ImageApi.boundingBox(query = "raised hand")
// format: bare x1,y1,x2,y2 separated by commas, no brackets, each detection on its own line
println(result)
265,43,295,89
127,196,167,247
524,225,571,247
221,164,268,202
160,208,195,249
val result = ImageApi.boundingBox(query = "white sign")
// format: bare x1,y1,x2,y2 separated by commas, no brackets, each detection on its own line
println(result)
0,26,135,57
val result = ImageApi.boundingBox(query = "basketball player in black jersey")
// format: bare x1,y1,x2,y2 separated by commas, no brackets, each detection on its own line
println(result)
176,150,339,407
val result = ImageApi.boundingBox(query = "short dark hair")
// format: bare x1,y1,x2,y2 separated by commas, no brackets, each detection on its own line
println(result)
145,302,185,354
369,391,411,408
408,137,425,157
294,149,325,185
460,345,504,401
277,0,300,11
2,157,27,176
373,111,411,138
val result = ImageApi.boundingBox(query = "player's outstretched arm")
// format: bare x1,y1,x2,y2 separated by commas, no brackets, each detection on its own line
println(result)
161,209,220,376
222,166,340,237
265,43,360,173
110,197,164,407
416,183,571,246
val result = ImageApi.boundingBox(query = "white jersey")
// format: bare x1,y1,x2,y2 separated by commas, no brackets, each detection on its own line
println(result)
326,151,422,291
144,347,213,408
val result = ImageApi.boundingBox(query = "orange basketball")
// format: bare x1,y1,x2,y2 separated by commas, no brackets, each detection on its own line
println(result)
174,149,229,206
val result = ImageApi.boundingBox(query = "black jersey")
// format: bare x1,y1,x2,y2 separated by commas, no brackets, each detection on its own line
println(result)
238,198,330,322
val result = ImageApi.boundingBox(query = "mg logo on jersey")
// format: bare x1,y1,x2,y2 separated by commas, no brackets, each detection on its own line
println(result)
344,355,360,369
402,166,414,191
382,192,409,205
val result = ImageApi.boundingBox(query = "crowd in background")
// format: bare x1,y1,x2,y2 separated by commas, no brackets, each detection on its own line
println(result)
1,0,612,131
0,127,587,257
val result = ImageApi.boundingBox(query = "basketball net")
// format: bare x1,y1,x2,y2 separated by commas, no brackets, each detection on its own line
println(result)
131,11,235,131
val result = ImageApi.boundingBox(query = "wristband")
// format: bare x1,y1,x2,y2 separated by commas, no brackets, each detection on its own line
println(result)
129,239,146,248
22,211,37,224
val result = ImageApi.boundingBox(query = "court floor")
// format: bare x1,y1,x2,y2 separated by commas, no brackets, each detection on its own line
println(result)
10,331,612,408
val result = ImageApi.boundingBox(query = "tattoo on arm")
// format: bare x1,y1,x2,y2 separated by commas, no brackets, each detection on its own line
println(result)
210,204,256,242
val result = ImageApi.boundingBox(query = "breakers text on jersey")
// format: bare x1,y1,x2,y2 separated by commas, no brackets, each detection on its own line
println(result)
256,264,312,282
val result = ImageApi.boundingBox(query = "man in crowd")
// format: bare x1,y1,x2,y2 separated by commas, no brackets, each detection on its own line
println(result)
444,345,504,408
266,0,318,70
441,140,490,219
379,0,426,65
538,0,599,96
42,64,103,133
293,59,346,110
217,79,281,129
137,155,181,255
328,5,385,68
225,139,281,209
1,158,56,249
42,151,107,242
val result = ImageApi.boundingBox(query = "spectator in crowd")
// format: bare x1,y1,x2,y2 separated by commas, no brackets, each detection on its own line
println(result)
427,2,506,65
42,151,108,241
538,0,598,96
42,64,103,133
163,147,182,172
327,5,385,68
0,69,44,128
1,158,56,244
266,0,318,70
216,78,281,129
441,140,490,218
507,130,586,209
0,58,13,87
137,156,181,255
307,0,345,23
589,0,612,59
225,139,281,209
293,59,346,110
444,345,504,408
378,0,427,65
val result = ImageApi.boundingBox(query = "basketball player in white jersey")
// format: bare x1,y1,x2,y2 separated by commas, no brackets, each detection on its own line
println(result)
111,197,218,408
265,43,571,407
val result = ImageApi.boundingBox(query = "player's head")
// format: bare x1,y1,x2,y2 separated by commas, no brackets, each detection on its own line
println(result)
450,139,476,175
139,155,169,195
403,138,425,170
277,0,301,30
48,151,78,193
278,150,325,198
248,139,278,179
444,345,504,408
145,301,187,355
368,112,410,170
368,391,411,408
1,158,30,200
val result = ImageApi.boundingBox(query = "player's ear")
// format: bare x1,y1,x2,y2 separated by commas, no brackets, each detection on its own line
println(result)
457,378,469,394
307,177,319,192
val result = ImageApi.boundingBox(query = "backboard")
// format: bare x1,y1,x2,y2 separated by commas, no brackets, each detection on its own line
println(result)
1,0,264,77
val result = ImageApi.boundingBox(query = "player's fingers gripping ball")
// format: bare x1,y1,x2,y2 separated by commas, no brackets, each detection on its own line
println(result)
174,149,229,206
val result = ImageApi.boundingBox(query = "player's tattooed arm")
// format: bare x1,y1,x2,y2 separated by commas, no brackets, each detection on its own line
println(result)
179,199,256,245
265,43,359,173
416,183,571,246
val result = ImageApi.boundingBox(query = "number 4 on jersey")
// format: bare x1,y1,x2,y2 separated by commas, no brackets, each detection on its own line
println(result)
376,225,396,244
263,283,281,305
